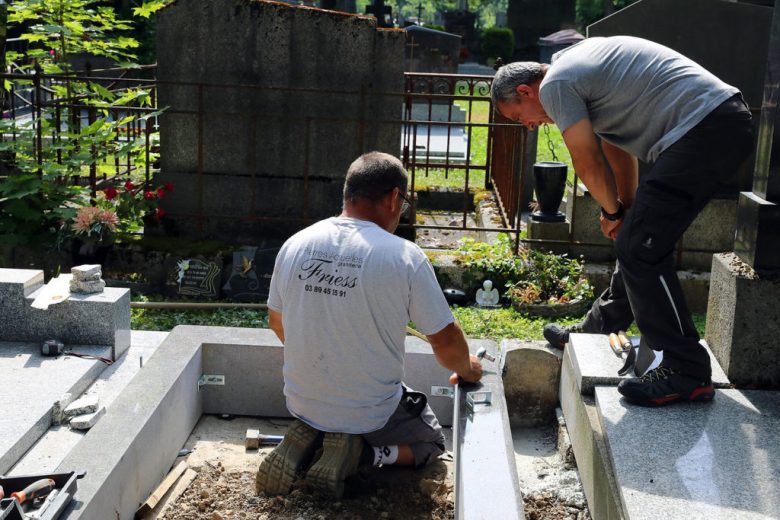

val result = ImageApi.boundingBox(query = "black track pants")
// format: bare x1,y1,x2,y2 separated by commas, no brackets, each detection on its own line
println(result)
611,95,753,380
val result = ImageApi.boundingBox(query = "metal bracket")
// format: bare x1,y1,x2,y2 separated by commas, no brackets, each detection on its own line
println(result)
466,390,492,410
431,385,454,398
198,374,225,391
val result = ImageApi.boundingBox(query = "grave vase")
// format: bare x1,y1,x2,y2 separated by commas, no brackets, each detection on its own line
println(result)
531,161,567,222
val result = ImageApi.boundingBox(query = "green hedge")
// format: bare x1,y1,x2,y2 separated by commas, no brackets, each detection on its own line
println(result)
481,27,515,62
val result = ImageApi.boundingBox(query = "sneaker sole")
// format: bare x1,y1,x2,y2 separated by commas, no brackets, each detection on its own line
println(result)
621,384,715,407
306,432,364,498
255,420,321,495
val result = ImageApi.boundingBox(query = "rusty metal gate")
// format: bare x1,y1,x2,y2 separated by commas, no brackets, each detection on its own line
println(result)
401,72,533,246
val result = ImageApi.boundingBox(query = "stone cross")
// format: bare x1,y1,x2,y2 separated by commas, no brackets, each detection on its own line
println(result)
733,3,780,271
365,0,393,28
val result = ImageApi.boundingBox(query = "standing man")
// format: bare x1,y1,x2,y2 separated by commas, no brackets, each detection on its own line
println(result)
491,36,753,406
257,152,482,497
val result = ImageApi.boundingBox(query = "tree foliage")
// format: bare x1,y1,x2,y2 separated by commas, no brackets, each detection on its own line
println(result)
7,0,139,72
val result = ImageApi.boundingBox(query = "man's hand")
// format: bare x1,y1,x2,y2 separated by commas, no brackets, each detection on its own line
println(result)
427,322,483,385
600,214,623,240
448,354,483,384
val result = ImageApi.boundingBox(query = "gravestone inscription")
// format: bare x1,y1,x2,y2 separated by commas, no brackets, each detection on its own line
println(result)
176,259,222,298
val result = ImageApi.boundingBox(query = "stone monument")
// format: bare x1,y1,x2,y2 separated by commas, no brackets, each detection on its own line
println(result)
705,3,780,388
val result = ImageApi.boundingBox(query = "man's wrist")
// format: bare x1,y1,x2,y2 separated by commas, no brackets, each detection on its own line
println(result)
601,200,625,221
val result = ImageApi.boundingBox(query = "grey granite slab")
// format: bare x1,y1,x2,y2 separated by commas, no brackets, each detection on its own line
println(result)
0,341,111,474
1,267,130,358
596,387,780,520
569,334,730,395
9,331,169,476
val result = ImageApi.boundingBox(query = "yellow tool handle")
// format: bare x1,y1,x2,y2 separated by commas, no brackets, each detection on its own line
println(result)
405,326,429,343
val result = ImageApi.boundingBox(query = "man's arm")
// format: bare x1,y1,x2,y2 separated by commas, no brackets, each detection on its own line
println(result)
268,309,285,344
426,322,482,384
561,118,620,213
563,118,637,239
601,140,638,209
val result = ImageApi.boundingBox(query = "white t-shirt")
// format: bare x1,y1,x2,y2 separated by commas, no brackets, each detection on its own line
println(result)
267,216,454,433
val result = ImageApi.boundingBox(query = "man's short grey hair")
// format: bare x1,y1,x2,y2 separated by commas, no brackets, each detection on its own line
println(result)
343,151,408,204
491,62,545,106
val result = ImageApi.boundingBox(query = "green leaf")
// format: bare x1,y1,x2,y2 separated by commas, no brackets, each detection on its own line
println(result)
133,0,170,19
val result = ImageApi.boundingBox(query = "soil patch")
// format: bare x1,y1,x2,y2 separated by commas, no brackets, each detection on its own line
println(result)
158,415,454,520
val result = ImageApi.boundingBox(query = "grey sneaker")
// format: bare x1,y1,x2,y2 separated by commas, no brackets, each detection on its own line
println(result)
306,432,366,498
255,419,322,495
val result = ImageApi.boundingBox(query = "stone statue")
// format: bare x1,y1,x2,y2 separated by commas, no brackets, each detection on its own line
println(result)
475,279,500,307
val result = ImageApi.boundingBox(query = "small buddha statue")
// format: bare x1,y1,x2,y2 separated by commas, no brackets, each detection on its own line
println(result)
475,279,500,307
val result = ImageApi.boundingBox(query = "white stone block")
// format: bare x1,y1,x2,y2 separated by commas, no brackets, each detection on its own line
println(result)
69,406,105,430
64,394,99,417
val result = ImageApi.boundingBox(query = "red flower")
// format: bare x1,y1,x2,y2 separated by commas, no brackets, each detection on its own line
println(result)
156,187,166,199
164,182,174,193
144,191,155,200
104,187,118,200
156,207,166,220
124,180,135,191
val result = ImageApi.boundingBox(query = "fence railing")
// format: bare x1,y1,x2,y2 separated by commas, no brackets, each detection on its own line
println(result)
1,67,720,266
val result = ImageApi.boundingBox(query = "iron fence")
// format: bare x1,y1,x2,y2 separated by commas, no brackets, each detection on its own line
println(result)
0,66,726,265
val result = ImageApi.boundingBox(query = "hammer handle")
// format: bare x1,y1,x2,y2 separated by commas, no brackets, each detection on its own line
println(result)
11,478,55,505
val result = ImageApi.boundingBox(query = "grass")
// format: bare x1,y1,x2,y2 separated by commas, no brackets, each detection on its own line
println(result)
131,294,707,345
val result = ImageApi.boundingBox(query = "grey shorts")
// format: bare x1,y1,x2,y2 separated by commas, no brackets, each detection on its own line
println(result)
362,385,446,468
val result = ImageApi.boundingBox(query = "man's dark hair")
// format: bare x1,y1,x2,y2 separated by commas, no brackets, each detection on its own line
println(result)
343,152,408,204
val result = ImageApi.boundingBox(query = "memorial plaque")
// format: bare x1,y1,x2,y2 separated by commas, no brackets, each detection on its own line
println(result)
176,259,222,298
222,247,279,302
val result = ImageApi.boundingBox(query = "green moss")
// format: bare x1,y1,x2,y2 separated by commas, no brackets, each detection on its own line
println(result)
473,189,492,206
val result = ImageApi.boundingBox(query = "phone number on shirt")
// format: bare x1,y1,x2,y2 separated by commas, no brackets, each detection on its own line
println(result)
304,284,347,298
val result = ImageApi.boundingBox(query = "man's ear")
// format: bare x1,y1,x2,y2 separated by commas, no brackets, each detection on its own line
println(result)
515,84,534,99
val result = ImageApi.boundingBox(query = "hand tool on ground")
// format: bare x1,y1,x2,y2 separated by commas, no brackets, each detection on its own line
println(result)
27,489,58,519
475,346,495,362
41,339,66,356
10,478,55,506
610,330,636,376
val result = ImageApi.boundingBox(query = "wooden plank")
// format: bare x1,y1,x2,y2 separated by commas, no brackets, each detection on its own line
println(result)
147,468,198,520
135,460,187,519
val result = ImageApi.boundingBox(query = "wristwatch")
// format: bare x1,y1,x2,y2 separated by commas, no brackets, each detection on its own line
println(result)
601,200,625,221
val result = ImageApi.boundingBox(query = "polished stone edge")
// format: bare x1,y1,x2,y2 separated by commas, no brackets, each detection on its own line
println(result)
560,347,625,520
455,340,524,520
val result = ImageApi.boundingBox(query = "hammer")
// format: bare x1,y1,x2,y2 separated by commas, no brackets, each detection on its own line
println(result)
475,346,495,362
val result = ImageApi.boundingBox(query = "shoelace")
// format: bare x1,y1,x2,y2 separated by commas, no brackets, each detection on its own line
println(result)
639,366,675,383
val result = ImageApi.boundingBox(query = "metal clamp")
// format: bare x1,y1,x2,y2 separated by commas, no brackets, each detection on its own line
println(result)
466,390,492,409
431,385,454,398
198,374,225,392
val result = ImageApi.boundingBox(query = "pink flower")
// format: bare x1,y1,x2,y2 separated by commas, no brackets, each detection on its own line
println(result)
144,191,154,200
156,187,166,199
104,187,118,200
156,207,166,220
125,180,135,191
72,206,119,237
164,182,174,193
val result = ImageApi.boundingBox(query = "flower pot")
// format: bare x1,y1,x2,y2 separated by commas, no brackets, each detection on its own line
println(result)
531,161,567,222
511,297,590,318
